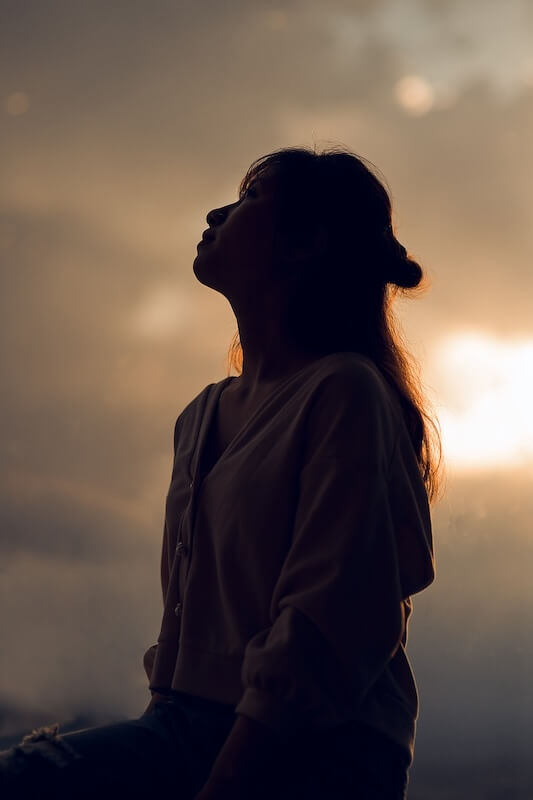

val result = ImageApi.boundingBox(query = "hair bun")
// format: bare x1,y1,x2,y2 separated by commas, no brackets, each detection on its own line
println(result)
384,231,422,289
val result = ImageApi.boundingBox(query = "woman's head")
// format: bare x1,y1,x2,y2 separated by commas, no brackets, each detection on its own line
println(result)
199,144,441,501
196,147,421,307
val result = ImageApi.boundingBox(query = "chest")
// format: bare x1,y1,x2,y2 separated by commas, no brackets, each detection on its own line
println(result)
199,389,260,480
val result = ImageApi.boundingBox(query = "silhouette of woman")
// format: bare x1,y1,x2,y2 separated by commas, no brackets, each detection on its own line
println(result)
0,145,441,800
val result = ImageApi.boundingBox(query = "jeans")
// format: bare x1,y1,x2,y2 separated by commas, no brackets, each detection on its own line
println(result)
0,690,411,799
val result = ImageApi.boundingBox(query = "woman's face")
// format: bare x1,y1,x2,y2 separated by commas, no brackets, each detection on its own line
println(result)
193,168,287,304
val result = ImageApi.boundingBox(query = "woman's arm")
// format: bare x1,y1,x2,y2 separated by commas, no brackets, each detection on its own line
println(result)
195,715,285,799
233,365,409,742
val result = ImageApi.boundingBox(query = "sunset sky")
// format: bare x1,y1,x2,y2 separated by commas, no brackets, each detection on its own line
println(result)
1,2,532,796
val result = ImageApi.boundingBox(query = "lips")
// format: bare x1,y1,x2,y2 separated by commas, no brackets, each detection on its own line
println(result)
201,229,216,244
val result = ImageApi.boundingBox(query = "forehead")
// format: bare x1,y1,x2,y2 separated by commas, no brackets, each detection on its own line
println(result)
249,166,279,191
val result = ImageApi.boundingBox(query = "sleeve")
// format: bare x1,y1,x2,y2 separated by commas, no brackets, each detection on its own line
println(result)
142,413,183,686
234,366,405,744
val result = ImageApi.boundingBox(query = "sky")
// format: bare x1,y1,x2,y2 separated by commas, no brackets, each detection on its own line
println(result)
1,1,532,796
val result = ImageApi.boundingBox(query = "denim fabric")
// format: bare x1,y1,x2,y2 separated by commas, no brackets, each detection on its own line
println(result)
0,691,410,799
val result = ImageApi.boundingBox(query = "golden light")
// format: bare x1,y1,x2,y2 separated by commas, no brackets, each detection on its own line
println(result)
394,75,434,116
126,284,191,340
430,332,533,471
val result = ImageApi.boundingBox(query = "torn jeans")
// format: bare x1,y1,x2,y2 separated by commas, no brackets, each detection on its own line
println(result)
0,691,236,799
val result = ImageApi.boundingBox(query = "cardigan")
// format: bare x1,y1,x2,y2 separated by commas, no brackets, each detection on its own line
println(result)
143,351,435,763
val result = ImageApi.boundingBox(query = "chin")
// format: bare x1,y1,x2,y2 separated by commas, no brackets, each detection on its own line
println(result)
192,260,221,292
192,262,209,286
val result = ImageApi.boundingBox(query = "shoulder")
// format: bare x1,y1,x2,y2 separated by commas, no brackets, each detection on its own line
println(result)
302,353,402,463
307,352,398,414
180,381,214,415
172,381,217,440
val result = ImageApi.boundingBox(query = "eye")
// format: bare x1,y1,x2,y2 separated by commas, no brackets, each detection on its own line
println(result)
237,184,258,204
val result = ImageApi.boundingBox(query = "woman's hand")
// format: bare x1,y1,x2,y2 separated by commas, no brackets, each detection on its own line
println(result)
141,692,170,716
193,714,284,798
143,644,157,681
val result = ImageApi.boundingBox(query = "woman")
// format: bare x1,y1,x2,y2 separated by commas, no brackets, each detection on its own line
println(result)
0,145,441,799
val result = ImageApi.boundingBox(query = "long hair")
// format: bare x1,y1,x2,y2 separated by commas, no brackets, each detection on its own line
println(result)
225,144,443,504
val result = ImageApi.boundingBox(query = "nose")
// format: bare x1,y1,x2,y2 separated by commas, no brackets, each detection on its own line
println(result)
206,206,228,228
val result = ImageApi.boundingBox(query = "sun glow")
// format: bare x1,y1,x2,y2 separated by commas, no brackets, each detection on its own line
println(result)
430,332,533,471
394,75,435,115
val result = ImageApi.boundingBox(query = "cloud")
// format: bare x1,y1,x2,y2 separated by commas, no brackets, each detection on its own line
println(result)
0,468,156,560
409,470,533,762
0,550,160,720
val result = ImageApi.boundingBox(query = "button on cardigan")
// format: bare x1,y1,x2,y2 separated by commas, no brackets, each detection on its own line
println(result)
144,351,435,763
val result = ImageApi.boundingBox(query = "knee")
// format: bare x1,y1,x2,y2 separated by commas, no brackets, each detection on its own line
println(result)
0,722,85,798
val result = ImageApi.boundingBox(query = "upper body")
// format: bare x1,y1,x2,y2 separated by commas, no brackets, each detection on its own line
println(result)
144,350,435,766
